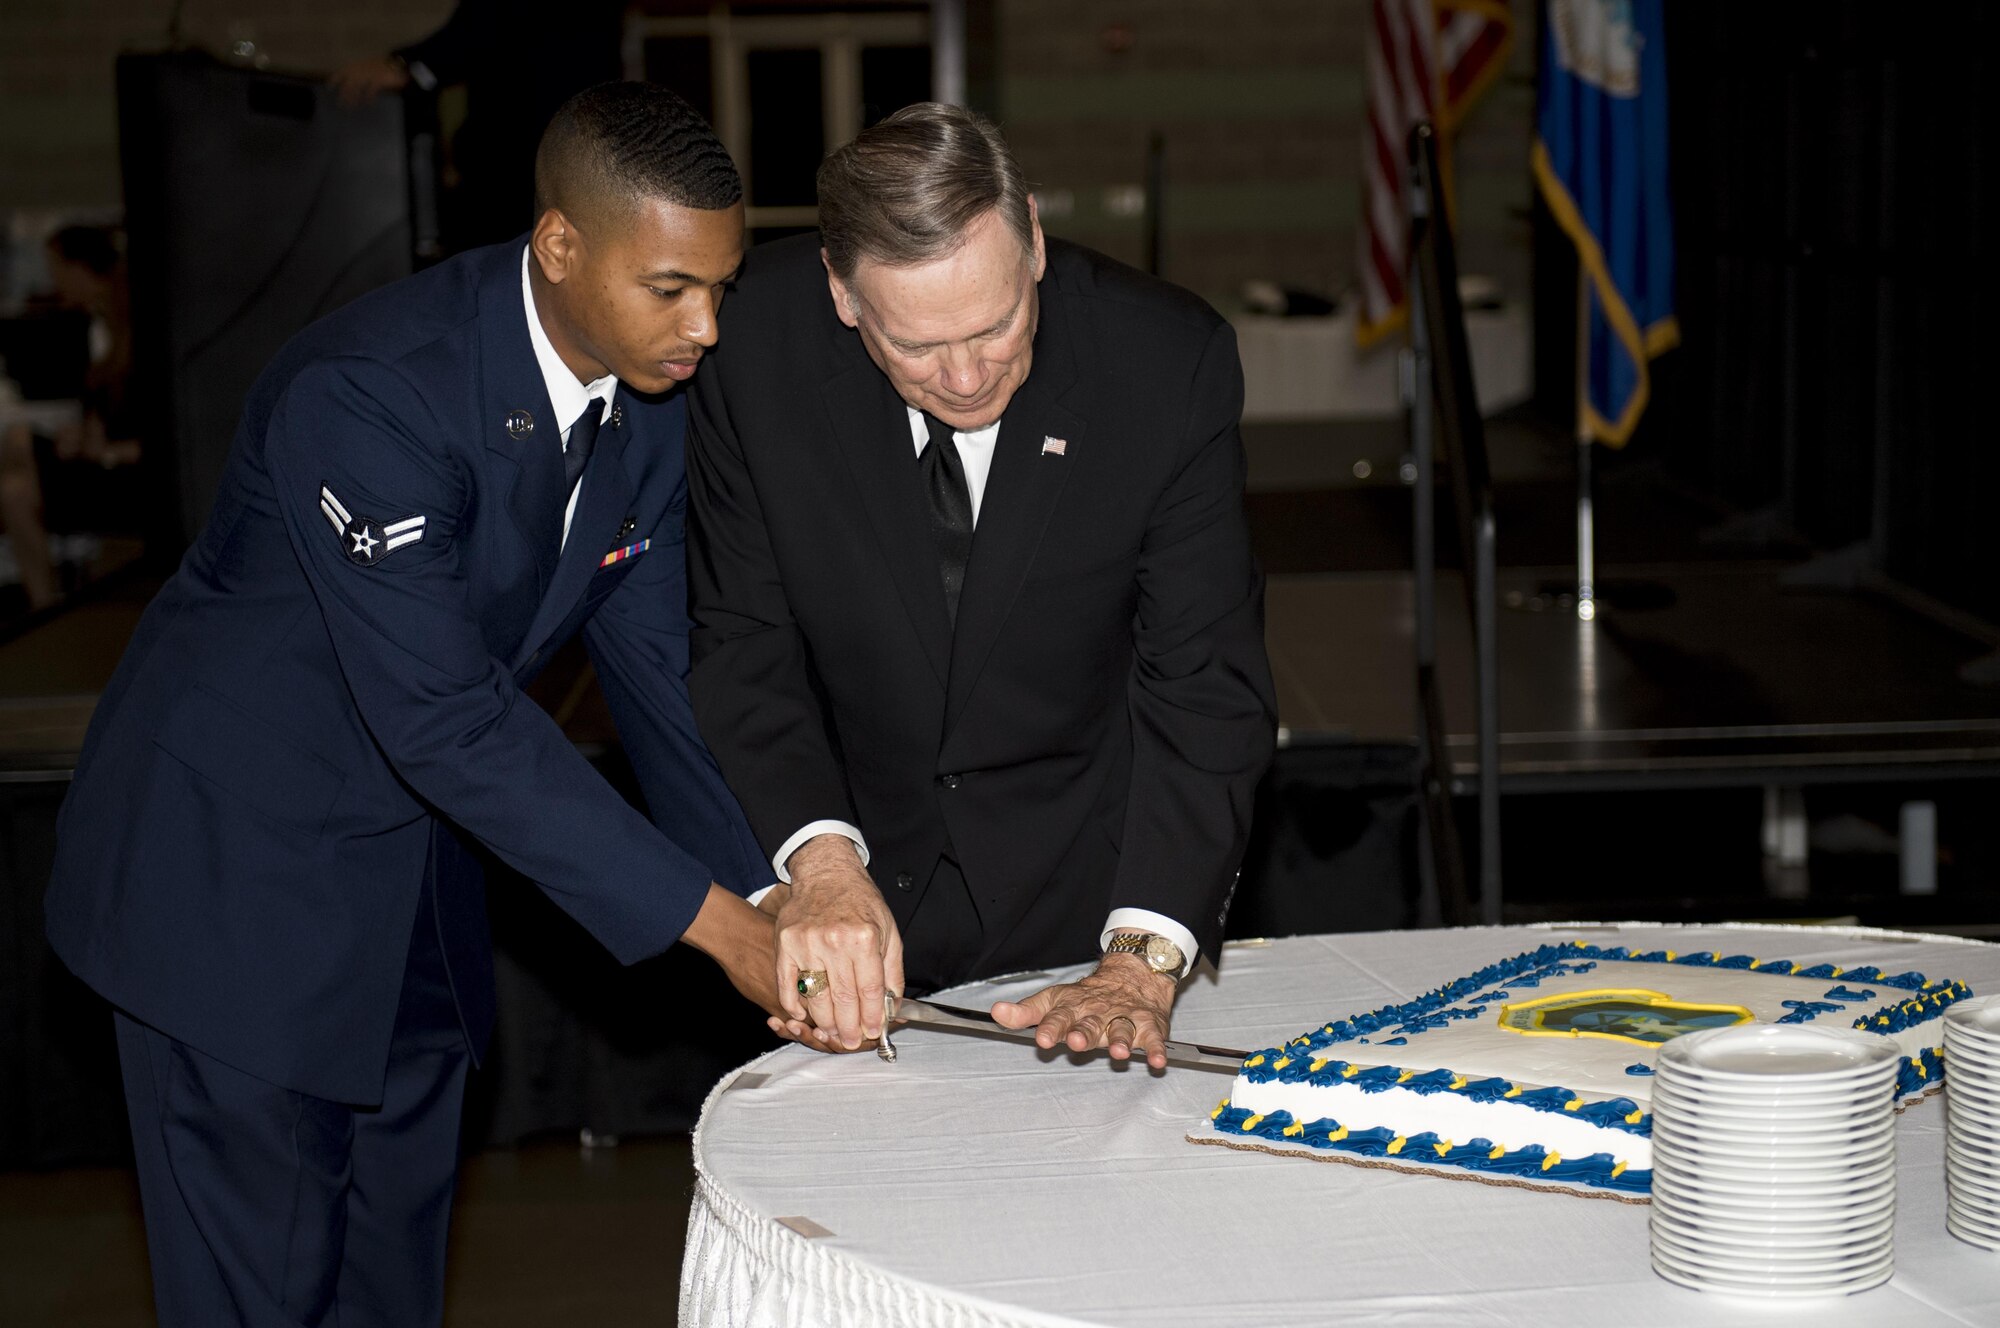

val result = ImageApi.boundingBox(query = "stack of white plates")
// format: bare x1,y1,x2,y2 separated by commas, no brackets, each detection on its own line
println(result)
1943,995,2000,1250
1649,1023,1902,1297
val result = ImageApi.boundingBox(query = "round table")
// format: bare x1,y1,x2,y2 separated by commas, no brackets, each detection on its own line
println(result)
681,923,2000,1326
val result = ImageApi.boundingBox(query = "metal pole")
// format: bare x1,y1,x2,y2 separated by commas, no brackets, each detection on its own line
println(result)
931,0,967,107
1575,257,1597,621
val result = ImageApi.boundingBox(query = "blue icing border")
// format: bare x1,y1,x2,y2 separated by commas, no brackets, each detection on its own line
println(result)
1218,940,1970,1189
1209,1104,1653,1195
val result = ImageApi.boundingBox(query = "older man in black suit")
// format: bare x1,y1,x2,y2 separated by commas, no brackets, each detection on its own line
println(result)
687,103,1276,1065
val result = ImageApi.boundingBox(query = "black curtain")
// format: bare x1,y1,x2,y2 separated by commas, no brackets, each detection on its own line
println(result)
1556,2,2000,625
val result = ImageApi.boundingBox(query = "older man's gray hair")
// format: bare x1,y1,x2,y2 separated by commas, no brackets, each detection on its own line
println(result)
816,102,1036,279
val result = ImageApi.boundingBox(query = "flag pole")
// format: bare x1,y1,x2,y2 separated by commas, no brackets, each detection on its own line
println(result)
1574,255,1597,622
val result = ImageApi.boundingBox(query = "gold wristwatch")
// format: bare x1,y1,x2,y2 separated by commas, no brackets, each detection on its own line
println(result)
1104,931,1188,979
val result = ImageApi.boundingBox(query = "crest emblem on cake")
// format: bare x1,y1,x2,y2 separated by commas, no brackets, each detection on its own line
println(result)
1194,940,1970,1200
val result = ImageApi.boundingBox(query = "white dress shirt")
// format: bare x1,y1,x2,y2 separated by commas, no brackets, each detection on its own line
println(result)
766,406,1199,976
521,247,614,549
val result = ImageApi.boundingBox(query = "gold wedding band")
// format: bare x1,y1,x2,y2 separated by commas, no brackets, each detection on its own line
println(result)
796,970,831,1000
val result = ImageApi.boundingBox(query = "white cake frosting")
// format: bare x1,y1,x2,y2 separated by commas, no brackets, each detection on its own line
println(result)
1202,941,1967,1194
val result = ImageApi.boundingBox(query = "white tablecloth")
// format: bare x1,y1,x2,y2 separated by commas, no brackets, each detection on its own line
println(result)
682,923,2000,1327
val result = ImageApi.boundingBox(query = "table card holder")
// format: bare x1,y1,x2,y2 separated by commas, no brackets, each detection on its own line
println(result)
1648,1023,1900,1297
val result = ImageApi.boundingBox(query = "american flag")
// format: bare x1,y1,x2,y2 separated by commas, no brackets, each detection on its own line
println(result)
1357,0,1515,347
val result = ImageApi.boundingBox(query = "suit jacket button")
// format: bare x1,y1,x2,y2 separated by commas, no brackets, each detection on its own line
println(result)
938,773,961,789
895,872,913,891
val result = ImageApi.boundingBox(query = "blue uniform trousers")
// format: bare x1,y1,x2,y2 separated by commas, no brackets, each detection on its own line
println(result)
115,872,470,1328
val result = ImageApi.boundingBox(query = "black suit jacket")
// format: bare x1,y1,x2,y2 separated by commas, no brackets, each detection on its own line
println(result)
685,234,1275,980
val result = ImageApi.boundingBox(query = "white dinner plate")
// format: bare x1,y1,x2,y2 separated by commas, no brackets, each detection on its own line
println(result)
1640,1136,1888,1168
1652,1078,1900,1110
1649,1238,1895,1280
1943,1154,2000,1192
1658,1025,1904,1083
1649,1176,1895,1209
1944,1056,2000,1088
1946,1139,2000,1167
1651,1260,1893,1299
1649,1141,1894,1174
1649,1222,1890,1269
1948,1217,2000,1252
1648,1117,1895,1155
1943,996,2000,1037
1650,1077,1898,1110
1944,1106,2000,1137
1650,1190,1894,1237
1649,1214,1893,1256
1943,1200,2000,1240
1650,1152,1894,1192
1649,1245,1894,1296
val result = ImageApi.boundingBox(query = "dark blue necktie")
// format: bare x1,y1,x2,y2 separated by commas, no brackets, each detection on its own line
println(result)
919,412,973,625
565,401,603,492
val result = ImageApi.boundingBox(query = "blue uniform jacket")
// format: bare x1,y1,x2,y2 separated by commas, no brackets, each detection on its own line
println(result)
45,240,768,1105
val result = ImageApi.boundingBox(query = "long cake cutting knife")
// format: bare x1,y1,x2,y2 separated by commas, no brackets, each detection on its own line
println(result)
883,996,1248,1073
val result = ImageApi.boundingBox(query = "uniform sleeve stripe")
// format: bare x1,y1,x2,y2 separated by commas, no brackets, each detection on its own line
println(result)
384,530,424,551
320,499,344,534
320,486,351,524
382,515,426,536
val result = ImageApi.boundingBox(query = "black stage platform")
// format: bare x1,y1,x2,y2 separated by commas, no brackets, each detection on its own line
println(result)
1268,563,2000,792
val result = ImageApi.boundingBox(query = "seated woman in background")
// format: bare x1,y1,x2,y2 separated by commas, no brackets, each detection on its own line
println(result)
0,225,141,612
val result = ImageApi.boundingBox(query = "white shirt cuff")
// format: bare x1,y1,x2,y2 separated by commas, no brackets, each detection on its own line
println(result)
1099,908,1201,979
773,820,870,883
746,884,778,907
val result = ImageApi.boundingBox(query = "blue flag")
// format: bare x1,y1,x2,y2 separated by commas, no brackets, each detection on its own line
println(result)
1534,0,1676,446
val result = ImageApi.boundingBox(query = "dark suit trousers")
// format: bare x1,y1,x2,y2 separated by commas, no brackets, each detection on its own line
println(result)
115,874,470,1328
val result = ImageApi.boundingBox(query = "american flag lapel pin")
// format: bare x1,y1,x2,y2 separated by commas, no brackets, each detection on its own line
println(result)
1041,436,1068,457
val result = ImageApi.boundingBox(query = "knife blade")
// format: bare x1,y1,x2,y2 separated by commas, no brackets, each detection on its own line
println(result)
884,996,1249,1073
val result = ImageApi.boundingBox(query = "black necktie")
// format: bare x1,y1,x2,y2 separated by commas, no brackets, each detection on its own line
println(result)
918,412,974,625
565,400,603,491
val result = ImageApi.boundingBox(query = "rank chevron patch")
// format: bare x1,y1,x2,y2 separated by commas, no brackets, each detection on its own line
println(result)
322,485,425,567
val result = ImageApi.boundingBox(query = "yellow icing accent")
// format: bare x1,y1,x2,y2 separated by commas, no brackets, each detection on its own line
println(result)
1749,959,1761,969
1309,1058,1328,1073
1283,1122,1304,1138
1241,1114,1265,1132
1341,1066,1359,1079
1387,1137,1407,1155
1210,1103,1226,1120
1397,1069,1415,1084
1542,1152,1562,1172
1449,1075,1467,1090
1488,1145,1505,1160
1329,1126,1348,1142
1245,1055,1265,1067
1663,951,1676,961
1495,987,1754,1047
1563,1099,1583,1112
1710,952,1722,962
1273,1057,1292,1071
1625,1110,1643,1125
1612,1162,1628,1178
1916,1061,1929,1079
1434,1140,1453,1157
1504,1087,1523,1098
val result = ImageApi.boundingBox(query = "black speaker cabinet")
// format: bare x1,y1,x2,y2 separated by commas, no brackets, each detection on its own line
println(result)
117,53,415,545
